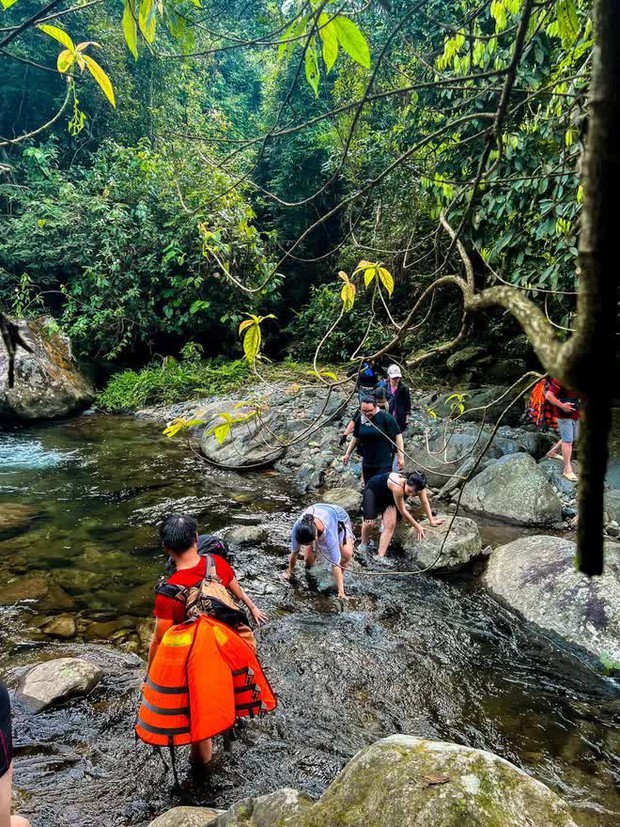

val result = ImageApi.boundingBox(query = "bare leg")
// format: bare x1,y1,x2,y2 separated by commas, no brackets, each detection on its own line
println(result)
340,537,354,569
561,440,574,476
192,738,213,764
546,439,562,459
361,520,374,545
377,507,396,557
1,764,31,827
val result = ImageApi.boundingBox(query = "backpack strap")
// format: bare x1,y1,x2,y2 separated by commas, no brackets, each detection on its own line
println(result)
204,553,222,583
154,580,190,602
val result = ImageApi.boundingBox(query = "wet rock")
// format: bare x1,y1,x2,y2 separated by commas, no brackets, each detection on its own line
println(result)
445,346,486,372
85,617,136,641
148,807,224,827
293,735,577,827
538,458,579,497
41,615,77,639
18,657,103,712
0,503,41,539
199,401,286,468
461,453,562,526
0,574,74,612
605,489,620,524
215,789,313,827
227,525,268,545
321,487,362,514
407,427,503,488
0,318,94,422
400,517,483,572
484,536,620,662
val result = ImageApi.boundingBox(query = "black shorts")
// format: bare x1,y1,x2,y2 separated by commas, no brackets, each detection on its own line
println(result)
362,485,395,520
0,682,13,779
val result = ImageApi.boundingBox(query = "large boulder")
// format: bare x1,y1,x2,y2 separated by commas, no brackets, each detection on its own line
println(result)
214,789,313,827
460,453,562,526
484,536,620,662
432,385,526,427
18,657,103,712
321,487,362,514
400,517,483,572
0,318,94,421
149,807,223,827
406,427,503,488
293,735,578,827
199,400,286,468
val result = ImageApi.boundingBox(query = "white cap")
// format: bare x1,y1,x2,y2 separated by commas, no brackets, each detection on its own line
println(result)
387,365,402,378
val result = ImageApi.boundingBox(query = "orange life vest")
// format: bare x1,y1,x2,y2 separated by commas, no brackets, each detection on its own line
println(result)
527,378,557,430
135,615,276,748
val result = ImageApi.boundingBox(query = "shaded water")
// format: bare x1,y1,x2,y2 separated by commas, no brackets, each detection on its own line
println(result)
0,415,619,827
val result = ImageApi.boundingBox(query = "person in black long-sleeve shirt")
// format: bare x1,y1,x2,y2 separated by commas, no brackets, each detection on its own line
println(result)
385,364,411,431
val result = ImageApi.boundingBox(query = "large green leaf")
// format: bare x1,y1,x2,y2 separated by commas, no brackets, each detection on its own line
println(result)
556,0,579,48
318,13,338,73
242,322,261,363
378,266,394,296
305,38,320,97
332,15,370,68
139,0,157,45
123,0,138,59
0,0,19,10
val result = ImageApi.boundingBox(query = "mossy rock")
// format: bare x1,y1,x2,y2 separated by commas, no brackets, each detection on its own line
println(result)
295,735,578,827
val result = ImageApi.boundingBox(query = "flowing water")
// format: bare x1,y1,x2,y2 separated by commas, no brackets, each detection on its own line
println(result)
0,415,619,827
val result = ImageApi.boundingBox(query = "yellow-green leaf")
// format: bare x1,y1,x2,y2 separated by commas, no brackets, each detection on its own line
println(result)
57,49,74,73
278,15,306,60
341,280,356,312
213,421,232,444
163,418,187,438
238,318,254,334
331,15,370,69
123,0,138,59
353,259,374,276
139,0,157,45
242,322,261,363
0,0,19,10
318,13,338,73
363,267,375,287
378,266,394,296
305,38,320,97
38,24,75,51
82,54,116,107
321,370,338,381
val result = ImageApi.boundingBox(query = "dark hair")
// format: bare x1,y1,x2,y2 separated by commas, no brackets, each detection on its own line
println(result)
294,514,317,545
159,513,198,553
360,395,376,406
374,387,389,402
406,471,427,492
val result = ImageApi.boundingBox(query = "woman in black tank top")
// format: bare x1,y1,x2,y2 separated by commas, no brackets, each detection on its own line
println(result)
361,472,445,558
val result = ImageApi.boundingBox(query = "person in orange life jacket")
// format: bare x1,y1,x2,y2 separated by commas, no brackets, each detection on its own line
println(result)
148,514,267,765
343,396,404,484
0,684,30,827
544,378,580,482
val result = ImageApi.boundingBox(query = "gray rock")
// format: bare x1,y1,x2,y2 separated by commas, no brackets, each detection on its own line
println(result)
486,358,528,385
433,385,526,427
0,503,41,539
199,401,286,468
41,615,77,638
400,516,483,572
0,318,94,422
293,735,578,827
321,487,362,514
605,489,620,524
227,525,268,545
538,458,579,498
406,427,502,488
461,453,562,526
149,807,224,827
445,346,486,371
215,788,313,827
18,657,103,712
485,536,620,662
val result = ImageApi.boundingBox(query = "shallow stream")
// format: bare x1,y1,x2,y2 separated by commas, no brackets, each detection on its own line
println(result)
0,415,618,827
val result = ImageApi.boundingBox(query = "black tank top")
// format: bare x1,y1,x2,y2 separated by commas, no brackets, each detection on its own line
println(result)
367,472,405,497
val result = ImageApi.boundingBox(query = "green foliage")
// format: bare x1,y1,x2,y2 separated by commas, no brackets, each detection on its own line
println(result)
0,139,274,359
97,353,249,412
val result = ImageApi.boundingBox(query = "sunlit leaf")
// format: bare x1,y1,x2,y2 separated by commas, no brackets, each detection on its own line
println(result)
57,49,74,73
378,266,394,296
363,267,375,287
556,0,579,48
82,54,116,106
242,321,261,363
123,0,139,59
341,280,356,312
318,13,338,72
38,24,75,51
163,418,188,438
332,15,370,68
305,38,320,97
139,0,157,44
238,318,254,334
321,370,338,381
278,15,307,60
352,259,374,276
0,0,19,10
212,421,232,444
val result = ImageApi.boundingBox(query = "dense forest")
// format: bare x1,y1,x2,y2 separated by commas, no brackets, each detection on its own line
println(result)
1,0,616,571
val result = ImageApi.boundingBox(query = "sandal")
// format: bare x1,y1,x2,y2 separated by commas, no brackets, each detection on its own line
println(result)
563,471,578,482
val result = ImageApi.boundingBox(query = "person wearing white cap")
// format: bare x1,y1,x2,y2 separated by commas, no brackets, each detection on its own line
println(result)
386,365,411,432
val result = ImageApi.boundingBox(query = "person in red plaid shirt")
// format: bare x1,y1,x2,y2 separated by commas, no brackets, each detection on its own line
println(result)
544,378,580,482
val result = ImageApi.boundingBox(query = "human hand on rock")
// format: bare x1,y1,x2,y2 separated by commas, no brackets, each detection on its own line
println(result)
251,606,268,625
